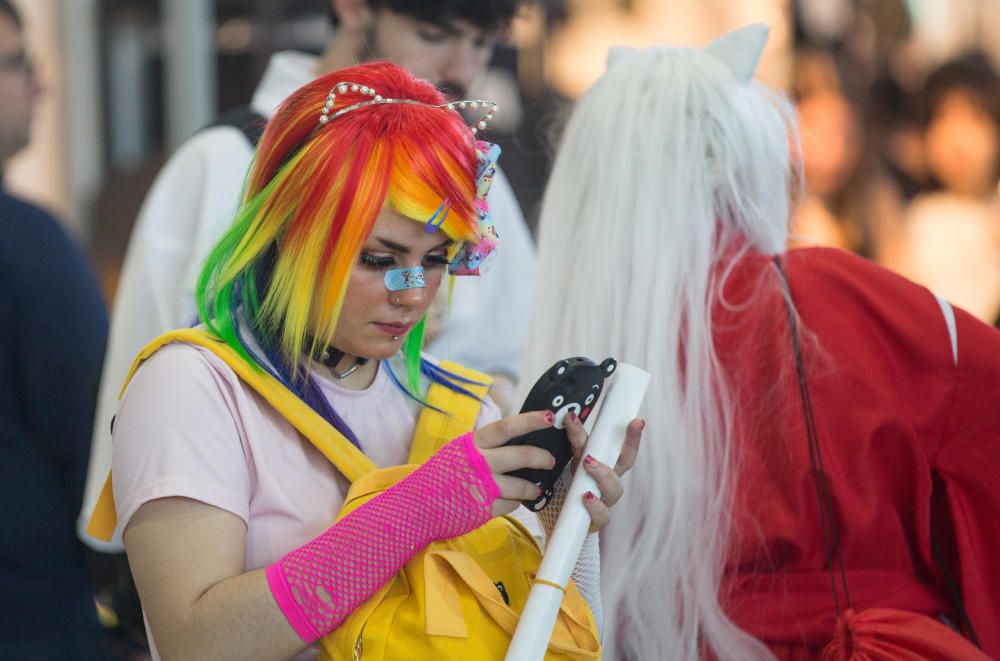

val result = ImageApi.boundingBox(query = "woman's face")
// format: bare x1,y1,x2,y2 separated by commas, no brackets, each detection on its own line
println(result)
330,205,454,359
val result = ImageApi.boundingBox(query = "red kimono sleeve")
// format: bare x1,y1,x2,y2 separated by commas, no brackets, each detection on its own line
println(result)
930,305,1000,656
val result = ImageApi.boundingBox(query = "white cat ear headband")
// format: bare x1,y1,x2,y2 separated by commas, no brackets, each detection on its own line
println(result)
317,81,500,136
607,23,769,84
316,82,503,277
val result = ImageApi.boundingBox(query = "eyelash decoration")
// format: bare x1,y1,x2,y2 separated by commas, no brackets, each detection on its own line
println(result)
360,253,394,270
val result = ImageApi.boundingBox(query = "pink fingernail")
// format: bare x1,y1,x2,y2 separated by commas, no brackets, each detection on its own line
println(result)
566,411,578,425
544,411,555,424
584,455,598,468
639,419,646,431
584,491,597,502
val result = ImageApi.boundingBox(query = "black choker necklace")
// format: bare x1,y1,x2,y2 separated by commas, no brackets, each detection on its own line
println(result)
319,347,368,379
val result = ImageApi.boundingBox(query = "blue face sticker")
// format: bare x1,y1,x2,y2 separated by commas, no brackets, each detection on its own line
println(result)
384,266,426,291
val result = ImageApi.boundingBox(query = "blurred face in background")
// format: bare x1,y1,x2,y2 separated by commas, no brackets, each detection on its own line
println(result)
797,90,863,198
359,8,498,100
0,10,38,164
925,89,1000,198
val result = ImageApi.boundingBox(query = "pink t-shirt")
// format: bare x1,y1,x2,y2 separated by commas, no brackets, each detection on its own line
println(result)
112,342,502,568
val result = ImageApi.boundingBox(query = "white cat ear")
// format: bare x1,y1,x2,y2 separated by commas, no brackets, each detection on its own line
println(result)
704,23,769,84
607,46,641,69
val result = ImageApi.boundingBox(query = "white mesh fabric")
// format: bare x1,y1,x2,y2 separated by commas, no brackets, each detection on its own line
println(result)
537,467,605,637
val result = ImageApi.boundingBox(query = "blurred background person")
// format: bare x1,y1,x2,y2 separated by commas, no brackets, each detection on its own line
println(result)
0,1,112,657
790,47,905,256
792,49,902,255
888,52,1000,325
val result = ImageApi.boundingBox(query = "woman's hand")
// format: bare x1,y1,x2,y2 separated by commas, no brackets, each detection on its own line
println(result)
470,410,643,526
473,410,559,516
565,411,643,532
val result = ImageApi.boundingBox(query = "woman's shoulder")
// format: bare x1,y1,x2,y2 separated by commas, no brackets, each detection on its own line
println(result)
134,338,237,377
123,339,251,411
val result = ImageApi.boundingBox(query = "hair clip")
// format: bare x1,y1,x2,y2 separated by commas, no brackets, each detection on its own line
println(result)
424,198,452,234
317,81,499,135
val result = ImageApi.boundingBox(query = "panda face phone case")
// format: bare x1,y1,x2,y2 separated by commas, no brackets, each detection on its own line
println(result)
503,356,617,510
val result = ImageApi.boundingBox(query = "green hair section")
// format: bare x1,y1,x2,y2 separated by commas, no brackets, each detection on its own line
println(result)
195,171,283,370
403,316,427,394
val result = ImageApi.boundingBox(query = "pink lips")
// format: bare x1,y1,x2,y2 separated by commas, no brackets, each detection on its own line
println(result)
374,322,411,336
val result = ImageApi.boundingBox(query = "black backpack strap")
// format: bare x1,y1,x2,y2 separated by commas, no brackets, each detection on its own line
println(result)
208,105,267,146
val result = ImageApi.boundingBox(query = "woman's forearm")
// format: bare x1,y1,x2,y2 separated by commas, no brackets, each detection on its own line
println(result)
126,435,499,658
124,499,306,661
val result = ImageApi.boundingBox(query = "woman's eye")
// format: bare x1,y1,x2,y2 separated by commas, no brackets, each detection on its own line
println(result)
424,254,450,268
360,253,395,270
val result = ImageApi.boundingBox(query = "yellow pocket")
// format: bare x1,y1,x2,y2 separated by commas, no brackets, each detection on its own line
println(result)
316,468,601,660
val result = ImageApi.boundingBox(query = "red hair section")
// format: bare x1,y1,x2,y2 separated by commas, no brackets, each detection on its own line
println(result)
207,61,480,369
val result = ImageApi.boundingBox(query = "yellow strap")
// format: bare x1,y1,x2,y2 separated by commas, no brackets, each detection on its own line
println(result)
85,472,117,541
409,361,492,465
86,328,379,541
533,578,567,593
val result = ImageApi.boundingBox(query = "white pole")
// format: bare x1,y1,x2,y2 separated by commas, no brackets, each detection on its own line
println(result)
506,363,650,661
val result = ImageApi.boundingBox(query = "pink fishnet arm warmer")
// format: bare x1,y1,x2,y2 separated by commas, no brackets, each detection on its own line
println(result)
265,433,500,642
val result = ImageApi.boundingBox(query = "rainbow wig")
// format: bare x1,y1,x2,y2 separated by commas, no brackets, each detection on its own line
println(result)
197,62,482,442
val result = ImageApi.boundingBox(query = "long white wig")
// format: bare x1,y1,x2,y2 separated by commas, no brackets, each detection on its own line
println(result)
520,25,801,660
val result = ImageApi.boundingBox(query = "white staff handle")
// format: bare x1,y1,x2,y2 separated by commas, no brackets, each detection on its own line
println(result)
505,363,650,661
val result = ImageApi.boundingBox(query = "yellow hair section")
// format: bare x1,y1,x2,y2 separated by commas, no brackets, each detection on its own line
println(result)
388,140,479,244
310,143,391,359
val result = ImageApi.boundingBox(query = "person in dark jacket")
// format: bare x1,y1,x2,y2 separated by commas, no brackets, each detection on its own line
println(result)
0,1,110,656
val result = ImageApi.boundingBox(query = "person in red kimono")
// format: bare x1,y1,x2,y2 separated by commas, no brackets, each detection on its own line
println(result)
520,23,1000,660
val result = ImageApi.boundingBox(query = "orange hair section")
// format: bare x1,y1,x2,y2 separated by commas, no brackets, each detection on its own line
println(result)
199,61,480,374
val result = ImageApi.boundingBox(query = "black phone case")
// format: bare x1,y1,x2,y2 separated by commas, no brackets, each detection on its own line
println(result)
503,356,617,510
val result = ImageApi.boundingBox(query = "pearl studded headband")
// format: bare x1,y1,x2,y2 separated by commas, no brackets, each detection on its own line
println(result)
311,81,503,277
318,81,499,135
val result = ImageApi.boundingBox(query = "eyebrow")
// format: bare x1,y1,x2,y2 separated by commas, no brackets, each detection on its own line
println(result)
375,237,452,254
